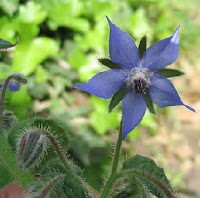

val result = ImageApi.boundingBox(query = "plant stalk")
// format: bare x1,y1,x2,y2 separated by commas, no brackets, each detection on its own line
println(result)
40,129,69,168
99,120,123,198
0,75,13,125
41,129,99,197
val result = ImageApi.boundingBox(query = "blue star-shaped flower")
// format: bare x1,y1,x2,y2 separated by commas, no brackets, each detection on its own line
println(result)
74,17,195,139
0,81,20,92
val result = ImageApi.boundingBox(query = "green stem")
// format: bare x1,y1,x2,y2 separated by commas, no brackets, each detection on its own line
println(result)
99,120,123,198
41,129,99,197
40,129,69,168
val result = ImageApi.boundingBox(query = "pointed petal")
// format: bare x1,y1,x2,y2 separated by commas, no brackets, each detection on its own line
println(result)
106,16,140,70
149,75,195,112
122,90,146,139
141,26,180,72
74,69,127,99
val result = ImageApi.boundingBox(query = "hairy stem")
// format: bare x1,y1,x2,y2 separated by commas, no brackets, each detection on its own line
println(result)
0,75,13,125
99,120,122,198
40,129,69,168
117,169,174,198
40,129,99,197
41,174,65,197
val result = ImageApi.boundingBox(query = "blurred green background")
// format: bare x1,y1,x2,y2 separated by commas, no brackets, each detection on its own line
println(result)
0,0,199,197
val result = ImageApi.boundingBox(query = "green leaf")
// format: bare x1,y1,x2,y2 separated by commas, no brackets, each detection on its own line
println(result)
98,58,120,69
0,164,12,188
129,8,150,38
144,94,156,114
17,1,47,24
6,86,32,119
28,82,49,100
119,155,175,198
156,69,184,78
0,135,34,189
139,36,147,59
109,89,126,113
90,97,119,135
36,159,92,198
35,0,89,32
0,0,19,16
114,177,151,198
0,38,17,51
12,37,58,75
53,112,106,165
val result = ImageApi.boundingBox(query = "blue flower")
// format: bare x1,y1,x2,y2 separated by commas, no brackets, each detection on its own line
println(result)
0,81,20,92
74,17,195,139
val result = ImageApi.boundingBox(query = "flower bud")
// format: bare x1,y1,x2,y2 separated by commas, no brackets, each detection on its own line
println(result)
12,73,27,84
18,128,46,169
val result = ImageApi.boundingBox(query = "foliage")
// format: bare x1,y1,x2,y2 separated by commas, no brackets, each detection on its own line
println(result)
116,155,176,198
0,0,199,196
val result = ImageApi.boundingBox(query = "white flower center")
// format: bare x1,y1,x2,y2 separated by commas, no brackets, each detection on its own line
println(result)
126,67,152,94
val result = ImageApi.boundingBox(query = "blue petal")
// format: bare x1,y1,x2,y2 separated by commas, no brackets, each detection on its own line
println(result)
106,16,140,70
74,69,127,99
149,74,195,112
0,83,20,92
122,90,146,139
8,83,20,92
141,26,180,72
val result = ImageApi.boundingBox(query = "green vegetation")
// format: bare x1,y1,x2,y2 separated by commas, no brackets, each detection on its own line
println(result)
0,0,199,194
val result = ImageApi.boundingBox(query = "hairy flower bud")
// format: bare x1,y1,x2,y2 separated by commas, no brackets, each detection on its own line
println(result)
18,128,46,169
11,73,27,84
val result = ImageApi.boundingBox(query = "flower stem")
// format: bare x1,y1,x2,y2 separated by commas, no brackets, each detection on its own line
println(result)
40,129,99,197
99,120,123,198
0,75,13,125
40,129,69,168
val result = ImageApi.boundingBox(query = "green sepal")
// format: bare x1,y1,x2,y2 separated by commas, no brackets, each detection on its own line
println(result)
118,155,175,198
109,89,126,113
0,38,18,51
144,94,156,115
139,36,147,59
156,69,184,78
98,58,120,69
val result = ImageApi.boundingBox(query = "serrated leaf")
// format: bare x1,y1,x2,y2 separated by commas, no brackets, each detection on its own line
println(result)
156,69,184,78
144,94,156,114
109,89,126,113
139,36,147,59
98,58,120,69
119,155,175,198
0,38,17,51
